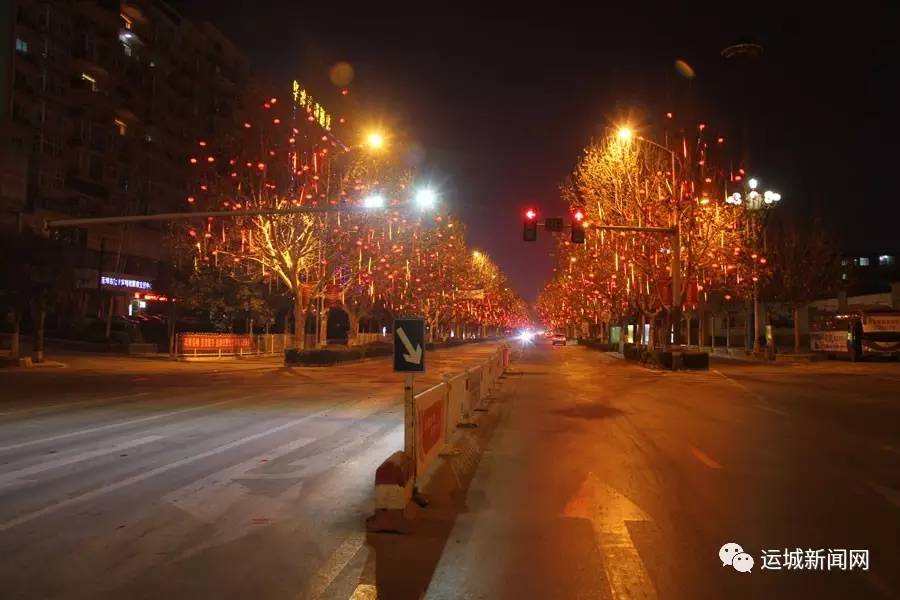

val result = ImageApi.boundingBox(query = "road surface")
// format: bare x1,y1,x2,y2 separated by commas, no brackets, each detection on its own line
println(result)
0,344,501,600
1,342,898,599
423,342,900,599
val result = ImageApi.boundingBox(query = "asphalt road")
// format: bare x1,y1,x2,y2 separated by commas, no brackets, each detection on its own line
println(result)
1,342,898,600
424,342,900,599
0,344,502,600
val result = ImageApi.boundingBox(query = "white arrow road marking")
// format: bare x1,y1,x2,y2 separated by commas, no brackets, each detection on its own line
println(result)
164,437,316,524
563,472,657,600
0,435,164,493
396,327,423,364
0,412,327,533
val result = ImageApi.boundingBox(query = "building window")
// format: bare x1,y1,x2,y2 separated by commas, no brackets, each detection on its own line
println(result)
15,38,28,54
879,255,896,266
858,257,870,267
81,73,98,92
114,118,127,136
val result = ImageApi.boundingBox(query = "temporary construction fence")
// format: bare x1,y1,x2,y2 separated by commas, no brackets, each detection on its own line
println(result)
413,344,511,480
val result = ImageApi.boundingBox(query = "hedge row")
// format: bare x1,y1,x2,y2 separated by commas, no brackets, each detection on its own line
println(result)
284,342,393,366
621,344,709,370
285,337,497,366
578,338,619,352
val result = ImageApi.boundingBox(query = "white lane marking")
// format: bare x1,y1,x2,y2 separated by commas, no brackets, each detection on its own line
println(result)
302,530,367,600
711,369,763,399
713,369,790,416
868,482,900,510
690,447,723,470
0,412,328,533
164,437,316,523
0,392,151,417
0,400,233,453
563,472,656,600
754,404,790,417
0,435,163,492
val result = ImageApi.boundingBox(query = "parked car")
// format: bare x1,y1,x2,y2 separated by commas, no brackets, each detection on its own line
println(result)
552,333,567,346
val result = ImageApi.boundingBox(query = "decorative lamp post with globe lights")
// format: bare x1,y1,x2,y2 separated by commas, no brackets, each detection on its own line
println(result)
725,176,782,354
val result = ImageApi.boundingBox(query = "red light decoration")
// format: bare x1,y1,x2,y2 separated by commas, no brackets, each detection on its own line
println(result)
198,141,207,147
341,88,350,96
698,123,706,131
244,122,252,129
270,97,277,104
666,112,673,118
189,158,198,164
717,137,724,143
207,156,215,163
257,162,265,170
273,118,281,124
187,196,195,203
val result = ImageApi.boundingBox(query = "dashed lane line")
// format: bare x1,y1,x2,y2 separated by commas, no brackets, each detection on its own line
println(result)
0,435,164,492
0,392,151,418
0,399,233,453
690,447,723,469
868,482,900,510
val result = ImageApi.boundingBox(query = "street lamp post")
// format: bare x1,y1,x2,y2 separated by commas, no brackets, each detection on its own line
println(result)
619,130,682,347
726,177,782,354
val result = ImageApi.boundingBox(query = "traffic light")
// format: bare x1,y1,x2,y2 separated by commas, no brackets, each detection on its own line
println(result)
523,208,538,241
571,209,585,243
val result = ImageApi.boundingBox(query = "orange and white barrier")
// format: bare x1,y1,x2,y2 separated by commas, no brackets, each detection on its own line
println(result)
367,343,512,533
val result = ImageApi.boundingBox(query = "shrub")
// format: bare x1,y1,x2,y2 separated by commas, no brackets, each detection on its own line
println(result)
284,347,364,365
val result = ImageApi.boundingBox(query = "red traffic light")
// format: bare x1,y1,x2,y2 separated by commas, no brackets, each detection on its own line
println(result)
573,209,584,222
525,208,537,220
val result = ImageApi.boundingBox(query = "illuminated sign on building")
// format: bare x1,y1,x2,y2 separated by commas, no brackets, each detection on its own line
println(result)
292,80,332,131
101,276,151,290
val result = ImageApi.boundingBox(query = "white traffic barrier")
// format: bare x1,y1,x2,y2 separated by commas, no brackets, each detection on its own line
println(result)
368,343,514,533
413,382,448,479
468,364,484,411
443,371,469,437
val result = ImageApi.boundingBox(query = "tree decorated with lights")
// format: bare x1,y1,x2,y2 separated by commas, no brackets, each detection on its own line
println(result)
542,118,772,346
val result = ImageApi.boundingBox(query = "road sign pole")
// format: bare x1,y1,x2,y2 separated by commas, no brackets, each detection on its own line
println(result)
404,373,415,468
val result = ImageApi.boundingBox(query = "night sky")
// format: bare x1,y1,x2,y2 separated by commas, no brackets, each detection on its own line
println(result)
180,3,899,301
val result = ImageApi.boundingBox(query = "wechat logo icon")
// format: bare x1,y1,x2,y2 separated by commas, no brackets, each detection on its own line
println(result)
720,542,754,573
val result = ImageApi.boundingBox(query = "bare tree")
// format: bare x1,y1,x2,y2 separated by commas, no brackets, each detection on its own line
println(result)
767,216,843,353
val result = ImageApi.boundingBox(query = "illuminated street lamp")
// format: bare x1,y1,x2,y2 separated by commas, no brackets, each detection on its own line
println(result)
362,193,385,209
414,187,438,210
732,175,784,354
364,131,385,150
617,127,634,142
